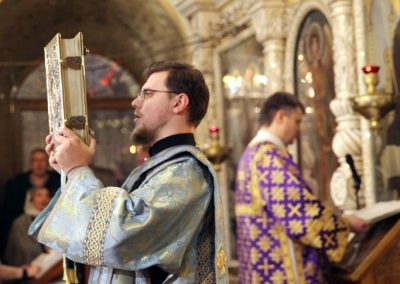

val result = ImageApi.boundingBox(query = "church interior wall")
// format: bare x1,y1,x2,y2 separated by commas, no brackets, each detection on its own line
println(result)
206,0,400,268
0,0,189,211
1,0,400,280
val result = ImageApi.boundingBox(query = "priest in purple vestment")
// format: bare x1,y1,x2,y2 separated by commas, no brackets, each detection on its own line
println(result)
235,92,368,284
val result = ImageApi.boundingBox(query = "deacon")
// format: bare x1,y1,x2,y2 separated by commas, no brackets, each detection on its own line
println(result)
30,61,228,284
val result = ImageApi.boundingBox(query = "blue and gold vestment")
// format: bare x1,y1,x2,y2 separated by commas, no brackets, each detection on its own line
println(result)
29,145,228,283
235,140,350,284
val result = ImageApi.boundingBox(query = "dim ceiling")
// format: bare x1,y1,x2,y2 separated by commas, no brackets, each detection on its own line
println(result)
0,0,187,85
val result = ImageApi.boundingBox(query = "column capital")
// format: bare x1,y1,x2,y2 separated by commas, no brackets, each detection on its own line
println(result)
327,0,353,13
247,0,286,43
175,0,215,18
175,0,220,41
247,0,285,9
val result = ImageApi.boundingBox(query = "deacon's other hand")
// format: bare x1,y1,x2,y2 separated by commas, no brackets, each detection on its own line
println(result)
45,134,61,174
53,127,96,173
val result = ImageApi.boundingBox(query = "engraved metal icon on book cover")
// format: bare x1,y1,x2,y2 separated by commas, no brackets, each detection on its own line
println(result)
45,32,90,146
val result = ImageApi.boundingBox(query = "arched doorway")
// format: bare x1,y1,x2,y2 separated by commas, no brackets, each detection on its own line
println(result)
15,54,140,183
0,0,188,185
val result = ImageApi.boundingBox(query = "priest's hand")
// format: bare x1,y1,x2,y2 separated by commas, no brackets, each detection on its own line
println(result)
346,215,369,234
52,127,96,173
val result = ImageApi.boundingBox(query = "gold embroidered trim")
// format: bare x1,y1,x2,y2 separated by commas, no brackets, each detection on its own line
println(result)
83,187,119,265
276,224,295,283
216,248,227,276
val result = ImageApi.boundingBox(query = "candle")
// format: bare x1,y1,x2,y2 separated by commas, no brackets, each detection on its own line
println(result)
209,125,219,133
362,65,379,74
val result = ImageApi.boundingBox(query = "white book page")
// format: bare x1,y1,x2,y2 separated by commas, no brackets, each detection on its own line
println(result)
351,200,400,223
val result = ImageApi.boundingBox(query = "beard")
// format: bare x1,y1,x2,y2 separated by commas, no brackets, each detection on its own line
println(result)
131,125,155,145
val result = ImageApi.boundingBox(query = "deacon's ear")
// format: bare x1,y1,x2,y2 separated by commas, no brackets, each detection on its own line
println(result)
275,109,285,122
172,93,190,113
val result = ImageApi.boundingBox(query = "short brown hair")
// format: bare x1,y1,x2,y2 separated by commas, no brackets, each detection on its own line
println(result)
259,92,305,126
145,61,209,127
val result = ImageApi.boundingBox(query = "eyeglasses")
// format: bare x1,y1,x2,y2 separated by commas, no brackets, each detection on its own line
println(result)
136,88,179,101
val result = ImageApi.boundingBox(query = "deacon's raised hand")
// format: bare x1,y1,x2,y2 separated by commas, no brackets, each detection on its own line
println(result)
50,127,96,173
45,134,61,173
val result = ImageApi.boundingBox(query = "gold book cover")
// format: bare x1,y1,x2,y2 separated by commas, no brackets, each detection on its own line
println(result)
44,32,89,146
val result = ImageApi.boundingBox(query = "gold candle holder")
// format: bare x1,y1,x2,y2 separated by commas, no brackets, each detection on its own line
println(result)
203,125,230,171
350,65,395,206
353,65,395,130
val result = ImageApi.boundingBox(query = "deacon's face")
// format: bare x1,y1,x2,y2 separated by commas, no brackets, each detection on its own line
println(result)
281,107,303,145
131,71,175,145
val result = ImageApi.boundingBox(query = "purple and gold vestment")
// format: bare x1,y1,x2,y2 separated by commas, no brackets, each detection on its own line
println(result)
235,140,350,284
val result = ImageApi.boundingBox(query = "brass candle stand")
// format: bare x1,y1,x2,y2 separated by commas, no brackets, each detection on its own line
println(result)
203,125,230,171
351,65,395,206
353,65,395,130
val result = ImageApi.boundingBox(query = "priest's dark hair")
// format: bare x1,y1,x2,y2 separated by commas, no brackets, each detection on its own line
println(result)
259,91,305,126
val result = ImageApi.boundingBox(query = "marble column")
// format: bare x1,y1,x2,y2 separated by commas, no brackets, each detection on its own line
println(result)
353,0,379,206
175,0,219,146
328,0,366,210
248,0,286,95
175,0,233,260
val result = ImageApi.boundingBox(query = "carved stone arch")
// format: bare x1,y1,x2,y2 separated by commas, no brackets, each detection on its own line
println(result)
158,0,194,57
284,1,332,93
0,0,192,181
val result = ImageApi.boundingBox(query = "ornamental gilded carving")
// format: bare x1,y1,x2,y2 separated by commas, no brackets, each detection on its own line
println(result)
264,39,285,94
331,16,357,98
329,99,362,157
247,1,286,43
210,0,249,38
328,0,364,210
329,1,357,98
330,165,362,210
174,0,220,145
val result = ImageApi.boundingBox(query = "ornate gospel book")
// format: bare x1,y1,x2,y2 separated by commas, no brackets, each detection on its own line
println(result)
44,32,89,146
44,33,89,284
